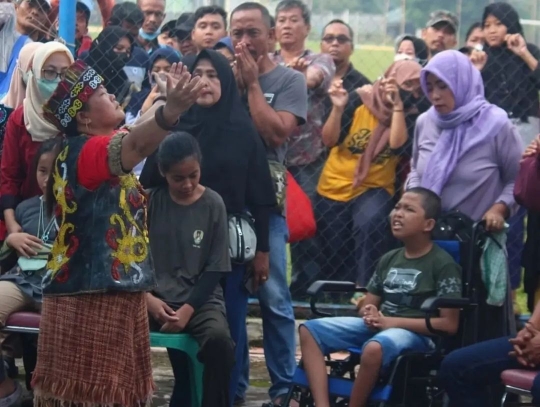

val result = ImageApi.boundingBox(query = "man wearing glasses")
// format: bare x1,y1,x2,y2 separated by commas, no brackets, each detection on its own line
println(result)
320,19,370,98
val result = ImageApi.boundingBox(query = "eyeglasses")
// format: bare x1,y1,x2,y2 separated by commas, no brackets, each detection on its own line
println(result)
41,69,67,81
322,35,352,45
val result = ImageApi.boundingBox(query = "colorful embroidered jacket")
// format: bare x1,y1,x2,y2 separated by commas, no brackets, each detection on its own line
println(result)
42,135,156,296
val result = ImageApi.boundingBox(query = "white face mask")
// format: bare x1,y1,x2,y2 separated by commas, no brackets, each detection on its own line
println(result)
394,53,414,62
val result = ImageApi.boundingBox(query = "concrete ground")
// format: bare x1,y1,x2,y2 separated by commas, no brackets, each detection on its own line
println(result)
14,318,298,407
15,347,274,407
150,348,273,407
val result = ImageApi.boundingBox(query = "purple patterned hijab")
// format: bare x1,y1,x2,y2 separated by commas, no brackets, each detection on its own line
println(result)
419,50,509,195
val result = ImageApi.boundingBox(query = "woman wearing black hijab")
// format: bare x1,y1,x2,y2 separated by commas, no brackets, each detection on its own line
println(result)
140,49,275,405
480,2,540,147
82,26,134,106
479,2,539,317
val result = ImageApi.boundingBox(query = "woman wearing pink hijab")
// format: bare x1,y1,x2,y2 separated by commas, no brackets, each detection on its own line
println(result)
0,42,42,244
0,42,43,157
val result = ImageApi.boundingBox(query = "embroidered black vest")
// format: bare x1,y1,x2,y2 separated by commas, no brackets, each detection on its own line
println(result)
42,135,156,296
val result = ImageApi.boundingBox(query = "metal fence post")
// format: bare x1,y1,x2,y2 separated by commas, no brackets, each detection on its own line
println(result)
58,0,77,55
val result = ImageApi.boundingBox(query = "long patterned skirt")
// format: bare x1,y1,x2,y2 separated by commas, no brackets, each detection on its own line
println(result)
31,291,155,407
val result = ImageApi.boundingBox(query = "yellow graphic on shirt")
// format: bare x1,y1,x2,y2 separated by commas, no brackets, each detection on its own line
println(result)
317,105,399,203
107,174,148,278
47,145,78,281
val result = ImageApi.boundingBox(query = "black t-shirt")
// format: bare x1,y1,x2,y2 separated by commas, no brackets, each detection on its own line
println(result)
148,186,231,309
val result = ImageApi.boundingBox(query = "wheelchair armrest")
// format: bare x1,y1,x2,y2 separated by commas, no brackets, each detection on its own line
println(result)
421,297,471,337
307,281,361,297
307,281,367,318
420,297,471,313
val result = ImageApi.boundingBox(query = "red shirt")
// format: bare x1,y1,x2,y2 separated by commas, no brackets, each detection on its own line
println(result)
0,106,42,210
77,135,116,190
76,35,92,58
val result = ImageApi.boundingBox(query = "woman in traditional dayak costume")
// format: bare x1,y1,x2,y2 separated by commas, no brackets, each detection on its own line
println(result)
30,59,203,406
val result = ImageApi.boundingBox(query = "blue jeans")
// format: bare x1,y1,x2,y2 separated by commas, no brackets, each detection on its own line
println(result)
238,214,296,400
438,336,540,407
288,157,325,296
225,264,249,407
303,317,434,371
316,189,394,286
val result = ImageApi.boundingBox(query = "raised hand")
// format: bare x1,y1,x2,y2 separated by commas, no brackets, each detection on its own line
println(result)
164,63,205,116
235,42,261,87
288,57,310,74
522,135,540,161
381,77,403,108
152,72,168,96
470,49,488,71
329,80,349,109
506,33,528,57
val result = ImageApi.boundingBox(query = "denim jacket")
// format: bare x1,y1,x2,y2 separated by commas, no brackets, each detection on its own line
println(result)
42,135,156,296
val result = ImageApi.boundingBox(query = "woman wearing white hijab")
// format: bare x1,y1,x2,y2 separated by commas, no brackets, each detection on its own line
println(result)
1,41,73,236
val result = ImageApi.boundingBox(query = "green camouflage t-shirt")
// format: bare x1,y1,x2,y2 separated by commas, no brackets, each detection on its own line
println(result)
367,245,462,318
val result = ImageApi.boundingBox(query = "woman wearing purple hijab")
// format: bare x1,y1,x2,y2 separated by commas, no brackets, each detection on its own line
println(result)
407,50,522,232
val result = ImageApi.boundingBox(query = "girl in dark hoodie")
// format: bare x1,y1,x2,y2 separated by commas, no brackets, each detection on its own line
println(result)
480,1,537,318
82,26,134,107
480,2,540,147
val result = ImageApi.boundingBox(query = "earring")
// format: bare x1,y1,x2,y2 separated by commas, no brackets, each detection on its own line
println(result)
85,121,90,133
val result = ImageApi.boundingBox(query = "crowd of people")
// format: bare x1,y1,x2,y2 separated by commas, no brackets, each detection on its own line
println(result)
0,0,539,406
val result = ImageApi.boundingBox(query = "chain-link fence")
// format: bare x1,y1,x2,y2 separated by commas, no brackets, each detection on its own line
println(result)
12,0,536,318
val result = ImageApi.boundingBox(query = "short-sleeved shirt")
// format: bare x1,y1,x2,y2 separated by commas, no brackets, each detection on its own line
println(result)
258,64,307,164
271,50,336,167
148,187,231,310
317,105,399,202
367,245,462,318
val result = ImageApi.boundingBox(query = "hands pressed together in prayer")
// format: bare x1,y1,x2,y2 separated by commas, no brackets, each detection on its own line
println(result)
234,42,262,88
509,322,540,368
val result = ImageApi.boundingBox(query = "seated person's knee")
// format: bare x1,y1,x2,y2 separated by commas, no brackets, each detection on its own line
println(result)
200,329,234,365
361,341,383,366
437,351,463,384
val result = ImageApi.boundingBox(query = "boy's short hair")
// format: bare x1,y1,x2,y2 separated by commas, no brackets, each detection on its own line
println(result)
109,2,144,27
275,0,311,25
323,18,354,39
193,5,228,29
406,187,442,220
76,1,91,24
231,2,272,28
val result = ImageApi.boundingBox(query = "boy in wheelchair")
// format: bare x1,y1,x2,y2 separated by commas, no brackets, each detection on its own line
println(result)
299,187,462,407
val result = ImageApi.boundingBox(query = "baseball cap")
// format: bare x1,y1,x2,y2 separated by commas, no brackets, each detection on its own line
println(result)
76,0,92,21
77,0,93,13
110,2,144,26
426,10,459,33
175,12,195,38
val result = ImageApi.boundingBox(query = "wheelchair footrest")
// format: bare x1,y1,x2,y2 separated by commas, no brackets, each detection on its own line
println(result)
292,367,392,402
